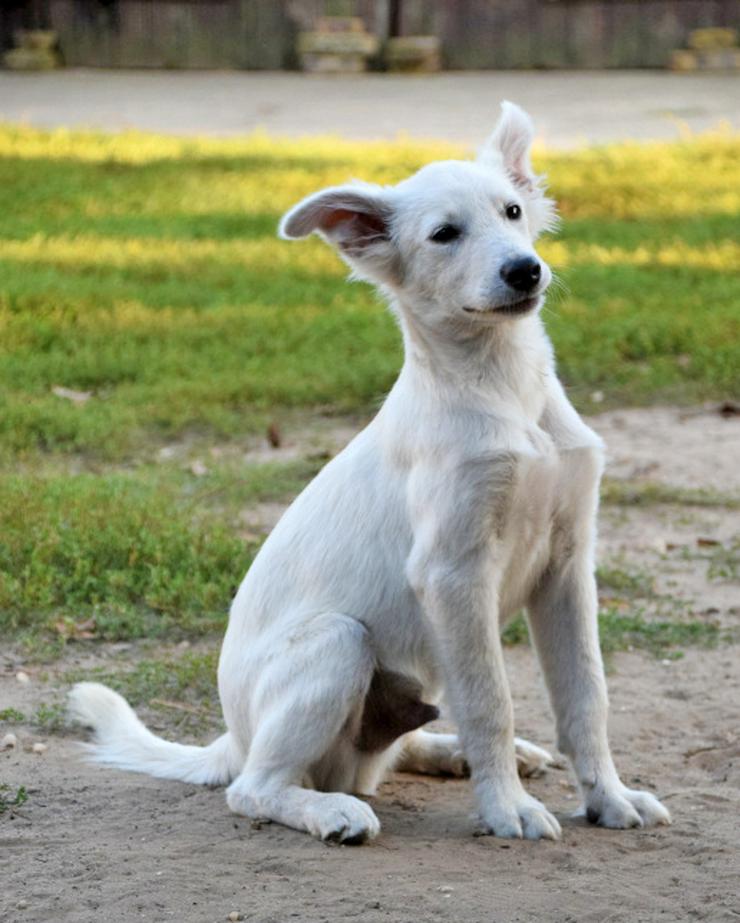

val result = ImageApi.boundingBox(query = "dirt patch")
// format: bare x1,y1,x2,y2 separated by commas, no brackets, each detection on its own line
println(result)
2,406,739,923
595,405,740,493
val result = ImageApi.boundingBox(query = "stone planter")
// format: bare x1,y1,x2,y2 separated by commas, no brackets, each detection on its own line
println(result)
14,30,58,52
297,17,379,73
4,30,60,70
669,28,740,71
385,36,441,73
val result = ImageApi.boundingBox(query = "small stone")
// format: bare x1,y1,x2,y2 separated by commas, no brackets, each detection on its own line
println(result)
189,459,208,477
228,913,243,922
32,742,48,754
17,900,28,910
591,390,604,403
1,733,18,750
16,671,30,684
437,886,454,894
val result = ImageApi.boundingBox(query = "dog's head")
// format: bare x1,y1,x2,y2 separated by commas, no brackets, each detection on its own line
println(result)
279,102,556,329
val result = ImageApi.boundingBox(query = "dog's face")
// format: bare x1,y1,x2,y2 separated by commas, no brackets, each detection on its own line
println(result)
280,102,556,331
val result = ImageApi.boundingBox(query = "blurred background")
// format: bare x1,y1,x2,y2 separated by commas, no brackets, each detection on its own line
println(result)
3,0,740,70
1,0,739,143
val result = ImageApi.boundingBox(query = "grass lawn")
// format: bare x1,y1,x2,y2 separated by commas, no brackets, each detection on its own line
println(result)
0,125,738,657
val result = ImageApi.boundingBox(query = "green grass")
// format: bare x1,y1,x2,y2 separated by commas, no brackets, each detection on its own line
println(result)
68,649,221,735
596,563,655,598
1,126,738,654
601,478,740,509
598,610,723,659
0,127,738,462
502,609,722,660
0,458,331,647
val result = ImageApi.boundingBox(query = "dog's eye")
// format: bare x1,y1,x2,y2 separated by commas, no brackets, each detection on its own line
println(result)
429,224,461,244
505,204,522,221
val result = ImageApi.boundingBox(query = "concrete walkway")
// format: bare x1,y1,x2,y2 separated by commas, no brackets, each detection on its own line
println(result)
0,69,737,146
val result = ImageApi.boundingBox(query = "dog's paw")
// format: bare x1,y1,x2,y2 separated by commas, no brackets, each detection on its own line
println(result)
305,793,381,845
478,789,562,840
581,784,671,830
422,734,469,777
514,737,560,778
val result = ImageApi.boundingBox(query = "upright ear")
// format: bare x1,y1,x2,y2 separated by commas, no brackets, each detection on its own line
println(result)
478,101,557,235
279,183,399,283
479,101,537,190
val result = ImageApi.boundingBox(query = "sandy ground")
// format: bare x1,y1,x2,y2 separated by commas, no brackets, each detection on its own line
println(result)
2,405,739,923
1,70,738,146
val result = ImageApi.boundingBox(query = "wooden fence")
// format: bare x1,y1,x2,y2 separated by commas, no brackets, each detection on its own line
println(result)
2,0,739,70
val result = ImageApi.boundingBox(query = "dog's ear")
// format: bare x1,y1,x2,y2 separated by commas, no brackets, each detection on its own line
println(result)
479,101,557,236
279,183,399,283
479,101,537,190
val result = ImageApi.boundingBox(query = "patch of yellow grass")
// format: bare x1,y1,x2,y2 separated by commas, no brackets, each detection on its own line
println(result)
540,239,740,272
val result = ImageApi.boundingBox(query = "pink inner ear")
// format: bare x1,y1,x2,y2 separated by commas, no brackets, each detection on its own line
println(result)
322,208,357,231
322,208,387,238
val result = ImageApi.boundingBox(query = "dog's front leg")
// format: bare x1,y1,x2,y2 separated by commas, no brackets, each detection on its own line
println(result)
407,462,561,841
527,458,671,829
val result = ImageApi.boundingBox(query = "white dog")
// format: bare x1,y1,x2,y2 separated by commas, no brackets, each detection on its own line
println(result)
70,102,670,844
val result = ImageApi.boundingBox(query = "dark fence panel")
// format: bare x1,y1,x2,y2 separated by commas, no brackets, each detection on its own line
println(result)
47,0,294,69
436,0,740,69
2,0,737,69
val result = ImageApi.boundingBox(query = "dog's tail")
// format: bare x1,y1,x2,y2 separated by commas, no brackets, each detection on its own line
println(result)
68,682,242,785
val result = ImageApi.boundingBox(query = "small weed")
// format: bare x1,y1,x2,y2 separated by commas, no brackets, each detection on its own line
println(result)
0,784,28,816
598,609,721,658
70,648,220,734
501,607,722,658
706,536,740,582
502,613,529,646
0,707,25,723
597,563,655,597
601,479,740,509
32,702,66,733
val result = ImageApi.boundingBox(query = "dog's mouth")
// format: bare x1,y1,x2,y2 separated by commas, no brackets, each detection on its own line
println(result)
462,294,542,317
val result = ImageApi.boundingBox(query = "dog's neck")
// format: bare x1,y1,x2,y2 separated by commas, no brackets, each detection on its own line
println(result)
394,301,553,422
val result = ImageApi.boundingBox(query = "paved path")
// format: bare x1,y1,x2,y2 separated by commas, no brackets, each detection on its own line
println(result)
0,69,737,146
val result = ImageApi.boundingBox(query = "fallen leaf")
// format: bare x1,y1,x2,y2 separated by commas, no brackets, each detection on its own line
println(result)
53,617,97,640
717,400,740,418
696,537,721,547
266,422,282,448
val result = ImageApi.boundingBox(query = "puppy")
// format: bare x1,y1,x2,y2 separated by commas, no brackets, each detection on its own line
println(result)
70,102,670,844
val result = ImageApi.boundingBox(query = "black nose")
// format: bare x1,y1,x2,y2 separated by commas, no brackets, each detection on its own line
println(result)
500,257,541,293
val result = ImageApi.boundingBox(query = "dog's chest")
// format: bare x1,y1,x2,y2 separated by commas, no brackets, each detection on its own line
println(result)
499,428,562,609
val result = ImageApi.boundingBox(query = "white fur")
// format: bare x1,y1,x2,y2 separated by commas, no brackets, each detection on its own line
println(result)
69,102,670,844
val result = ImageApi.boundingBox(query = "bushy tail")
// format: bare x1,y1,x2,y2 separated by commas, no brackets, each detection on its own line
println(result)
68,682,242,785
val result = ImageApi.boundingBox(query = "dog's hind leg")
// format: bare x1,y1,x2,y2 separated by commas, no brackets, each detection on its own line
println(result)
396,729,468,777
224,613,382,844
396,730,555,778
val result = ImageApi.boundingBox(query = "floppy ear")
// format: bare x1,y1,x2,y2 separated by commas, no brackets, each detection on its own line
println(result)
478,101,557,235
279,183,399,283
